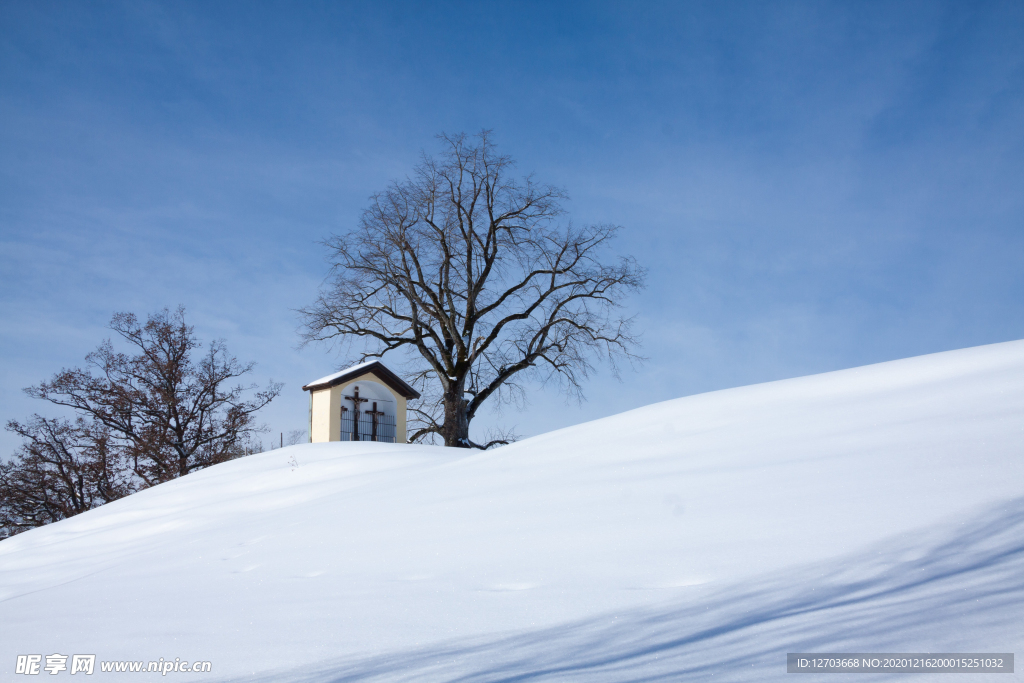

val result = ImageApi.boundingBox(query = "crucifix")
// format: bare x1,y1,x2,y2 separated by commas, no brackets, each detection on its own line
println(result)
343,386,368,441
365,401,386,442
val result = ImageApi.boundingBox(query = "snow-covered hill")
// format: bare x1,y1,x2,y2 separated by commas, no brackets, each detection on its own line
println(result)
2,341,1023,681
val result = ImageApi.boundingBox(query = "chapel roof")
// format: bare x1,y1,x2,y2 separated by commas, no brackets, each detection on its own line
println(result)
301,360,421,399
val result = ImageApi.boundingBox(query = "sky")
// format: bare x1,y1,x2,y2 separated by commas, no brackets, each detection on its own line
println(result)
1,0,1022,454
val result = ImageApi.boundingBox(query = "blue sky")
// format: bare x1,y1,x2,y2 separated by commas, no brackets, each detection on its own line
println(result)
2,0,1022,452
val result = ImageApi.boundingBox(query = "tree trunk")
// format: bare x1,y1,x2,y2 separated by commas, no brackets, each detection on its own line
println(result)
441,382,471,448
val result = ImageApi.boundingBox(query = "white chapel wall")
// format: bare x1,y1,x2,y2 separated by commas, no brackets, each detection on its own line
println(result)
310,388,334,443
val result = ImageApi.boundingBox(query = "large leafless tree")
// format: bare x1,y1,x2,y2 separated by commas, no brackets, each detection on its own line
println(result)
302,132,645,448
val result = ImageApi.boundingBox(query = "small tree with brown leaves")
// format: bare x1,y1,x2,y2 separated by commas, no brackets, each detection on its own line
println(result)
301,132,645,448
0,416,131,539
26,307,281,486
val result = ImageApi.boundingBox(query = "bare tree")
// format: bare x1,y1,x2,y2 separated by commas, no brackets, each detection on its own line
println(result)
301,132,645,448
26,307,281,485
285,429,308,446
0,416,131,539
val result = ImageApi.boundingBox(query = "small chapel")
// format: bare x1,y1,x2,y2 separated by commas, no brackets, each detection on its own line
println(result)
303,361,420,444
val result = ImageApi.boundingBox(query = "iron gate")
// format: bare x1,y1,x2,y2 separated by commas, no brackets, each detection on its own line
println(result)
340,412,396,443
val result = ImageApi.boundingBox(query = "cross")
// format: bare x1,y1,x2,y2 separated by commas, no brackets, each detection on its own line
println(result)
365,401,386,442
344,386,369,441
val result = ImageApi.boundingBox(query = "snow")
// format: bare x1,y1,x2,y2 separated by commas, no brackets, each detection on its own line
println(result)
303,360,379,388
2,340,1024,681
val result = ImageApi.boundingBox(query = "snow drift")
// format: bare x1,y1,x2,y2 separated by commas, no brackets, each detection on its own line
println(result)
2,340,1023,681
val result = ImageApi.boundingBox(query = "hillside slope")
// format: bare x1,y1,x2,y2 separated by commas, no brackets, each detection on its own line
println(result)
2,340,1023,681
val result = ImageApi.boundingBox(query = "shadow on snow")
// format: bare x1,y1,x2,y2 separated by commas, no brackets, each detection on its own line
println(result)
239,497,1024,682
